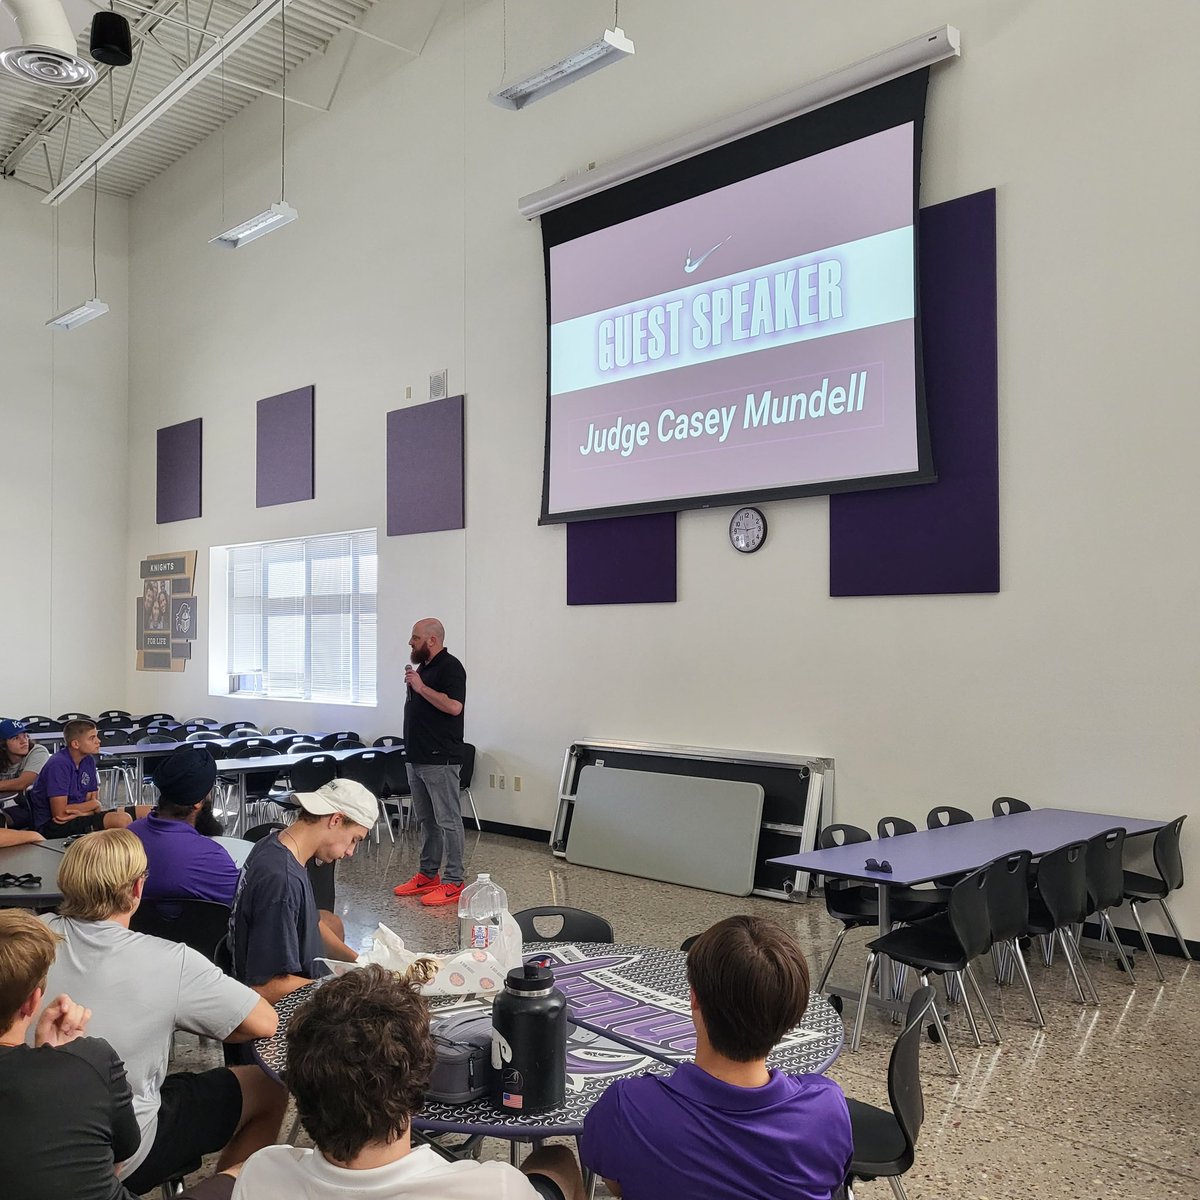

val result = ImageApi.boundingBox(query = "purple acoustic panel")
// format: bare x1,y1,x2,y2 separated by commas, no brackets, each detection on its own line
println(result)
567,511,677,605
386,395,465,536
830,189,999,596
156,418,202,524
257,385,315,507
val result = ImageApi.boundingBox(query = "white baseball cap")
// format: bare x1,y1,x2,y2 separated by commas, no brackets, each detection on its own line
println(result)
293,778,378,829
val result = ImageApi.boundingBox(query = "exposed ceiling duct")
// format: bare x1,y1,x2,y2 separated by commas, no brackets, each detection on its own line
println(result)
0,0,97,88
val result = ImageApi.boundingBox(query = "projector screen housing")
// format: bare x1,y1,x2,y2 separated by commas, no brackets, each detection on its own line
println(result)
539,70,935,525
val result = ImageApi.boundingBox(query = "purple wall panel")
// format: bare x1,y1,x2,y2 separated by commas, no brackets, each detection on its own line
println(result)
156,418,202,524
386,395,465,536
256,385,315,507
829,189,999,596
567,511,677,605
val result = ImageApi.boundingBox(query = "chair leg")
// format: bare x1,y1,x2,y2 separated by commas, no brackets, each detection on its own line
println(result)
954,971,983,1048
1099,910,1136,980
963,962,1001,1044
1158,898,1193,961
462,786,482,831
849,951,879,1052
887,1177,909,1200
816,926,850,994
923,973,960,1076
1008,937,1045,1027
1127,900,1164,982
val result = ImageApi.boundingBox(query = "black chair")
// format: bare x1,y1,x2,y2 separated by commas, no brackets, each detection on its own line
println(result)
1085,828,1136,978
138,735,185,791
985,849,1044,1028
852,864,1001,1076
23,718,62,733
143,721,184,736
268,726,298,736
992,796,1031,817
140,713,176,724
56,712,92,723
97,729,136,806
244,822,285,843
289,754,338,793
229,745,283,826
220,721,260,738
226,737,277,756
513,906,614,944
679,935,700,952
185,730,224,742
878,816,917,838
844,986,936,1200
330,739,366,751
287,741,322,754
459,743,481,831
373,735,404,747
1026,840,1098,1005
97,709,132,722
381,751,411,833
185,717,220,728
20,714,54,725
319,731,361,749
926,806,973,829
1123,815,1192,979
130,899,232,962
339,751,389,843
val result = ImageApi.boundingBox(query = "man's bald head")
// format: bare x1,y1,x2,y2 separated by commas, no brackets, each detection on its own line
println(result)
409,618,446,665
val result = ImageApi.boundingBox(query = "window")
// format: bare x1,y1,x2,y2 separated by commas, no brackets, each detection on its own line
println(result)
224,529,377,704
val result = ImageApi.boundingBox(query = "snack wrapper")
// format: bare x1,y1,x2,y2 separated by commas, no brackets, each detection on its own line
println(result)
317,913,523,996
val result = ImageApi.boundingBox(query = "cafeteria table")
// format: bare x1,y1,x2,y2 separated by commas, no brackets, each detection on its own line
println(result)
0,840,65,908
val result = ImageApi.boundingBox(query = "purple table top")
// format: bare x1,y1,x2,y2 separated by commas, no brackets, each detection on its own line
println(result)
770,808,1166,886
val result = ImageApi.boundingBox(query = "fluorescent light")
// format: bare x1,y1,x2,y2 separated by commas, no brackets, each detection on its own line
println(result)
45,297,109,331
519,25,961,218
490,26,634,111
209,202,299,249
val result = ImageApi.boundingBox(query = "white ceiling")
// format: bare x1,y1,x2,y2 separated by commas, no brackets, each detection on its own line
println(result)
0,0,389,199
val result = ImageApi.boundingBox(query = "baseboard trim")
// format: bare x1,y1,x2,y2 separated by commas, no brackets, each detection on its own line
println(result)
476,819,551,844
1080,919,1198,960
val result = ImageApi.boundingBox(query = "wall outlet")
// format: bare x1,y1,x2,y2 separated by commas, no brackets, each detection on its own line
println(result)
405,385,412,399
488,772,496,788
498,774,506,790
513,776,522,792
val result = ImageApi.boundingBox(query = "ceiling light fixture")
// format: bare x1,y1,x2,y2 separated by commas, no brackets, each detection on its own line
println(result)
209,0,296,248
47,166,109,331
489,25,634,110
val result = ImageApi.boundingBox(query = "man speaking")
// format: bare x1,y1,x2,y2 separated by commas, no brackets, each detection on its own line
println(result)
392,618,468,908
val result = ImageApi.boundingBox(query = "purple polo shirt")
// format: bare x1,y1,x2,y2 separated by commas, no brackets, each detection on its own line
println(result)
27,749,99,831
129,816,240,906
580,1062,852,1200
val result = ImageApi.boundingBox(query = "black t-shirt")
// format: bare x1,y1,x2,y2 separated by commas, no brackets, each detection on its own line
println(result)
0,1036,141,1200
403,648,467,765
229,833,325,985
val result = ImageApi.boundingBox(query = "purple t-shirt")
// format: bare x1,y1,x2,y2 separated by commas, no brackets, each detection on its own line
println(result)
580,1062,852,1200
129,815,240,906
27,749,99,831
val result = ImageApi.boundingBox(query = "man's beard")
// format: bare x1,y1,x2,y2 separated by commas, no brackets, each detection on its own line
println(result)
195,801,224,837
410,645,430,665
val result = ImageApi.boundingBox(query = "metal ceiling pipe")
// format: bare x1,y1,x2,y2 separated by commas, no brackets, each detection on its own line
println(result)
0,0,98,87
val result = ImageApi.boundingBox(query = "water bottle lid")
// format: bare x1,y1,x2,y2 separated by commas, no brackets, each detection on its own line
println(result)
477,873,490,882
505,963,554,992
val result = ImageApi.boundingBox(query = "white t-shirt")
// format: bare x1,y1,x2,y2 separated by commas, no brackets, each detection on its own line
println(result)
42,915,260,1176
234,1145,544,1199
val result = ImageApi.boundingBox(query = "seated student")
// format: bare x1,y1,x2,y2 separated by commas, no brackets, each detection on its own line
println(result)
130,746,239,906
27,719,150,838
580,915,852,1200
229,778,377,1002
42,829,285,1196
0,717,50,799
0,908,142,1200
234,965,585,1200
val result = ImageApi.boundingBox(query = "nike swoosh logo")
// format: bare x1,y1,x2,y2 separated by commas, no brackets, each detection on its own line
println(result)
684,236,731,274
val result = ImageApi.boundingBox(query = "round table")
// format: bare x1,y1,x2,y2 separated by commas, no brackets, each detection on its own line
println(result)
255,941,845,1141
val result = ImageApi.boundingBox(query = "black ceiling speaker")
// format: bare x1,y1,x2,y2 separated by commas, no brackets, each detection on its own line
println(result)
90,12,133,67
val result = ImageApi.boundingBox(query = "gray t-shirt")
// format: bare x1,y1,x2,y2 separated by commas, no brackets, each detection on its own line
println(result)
0,742,49,782
41,916,260,1177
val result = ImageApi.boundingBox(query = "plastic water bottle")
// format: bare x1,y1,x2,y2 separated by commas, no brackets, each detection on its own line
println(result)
458,873,508,952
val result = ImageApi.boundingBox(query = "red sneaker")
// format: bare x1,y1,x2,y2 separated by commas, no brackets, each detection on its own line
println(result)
393,872,441,897
421,882,465,907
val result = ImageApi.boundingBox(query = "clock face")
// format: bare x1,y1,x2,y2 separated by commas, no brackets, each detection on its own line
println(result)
729,507,767,554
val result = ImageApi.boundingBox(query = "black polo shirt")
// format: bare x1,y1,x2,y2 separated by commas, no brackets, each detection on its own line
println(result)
403,648,467,765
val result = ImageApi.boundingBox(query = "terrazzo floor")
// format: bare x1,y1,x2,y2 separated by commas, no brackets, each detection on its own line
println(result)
180,827,1200,1199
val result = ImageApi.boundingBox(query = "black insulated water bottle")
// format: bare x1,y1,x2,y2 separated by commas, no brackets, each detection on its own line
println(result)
490,963,567,1115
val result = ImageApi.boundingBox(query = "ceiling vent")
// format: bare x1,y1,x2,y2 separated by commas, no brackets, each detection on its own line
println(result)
0,0,97,88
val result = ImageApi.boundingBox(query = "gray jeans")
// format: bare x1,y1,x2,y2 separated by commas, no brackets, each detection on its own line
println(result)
408,762,464,885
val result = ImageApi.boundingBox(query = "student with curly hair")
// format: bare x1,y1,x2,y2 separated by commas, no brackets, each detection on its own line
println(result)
234,966,586,1199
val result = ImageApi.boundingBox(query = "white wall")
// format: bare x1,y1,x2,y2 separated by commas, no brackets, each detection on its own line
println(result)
122,0,1200,937
0,179,129,716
